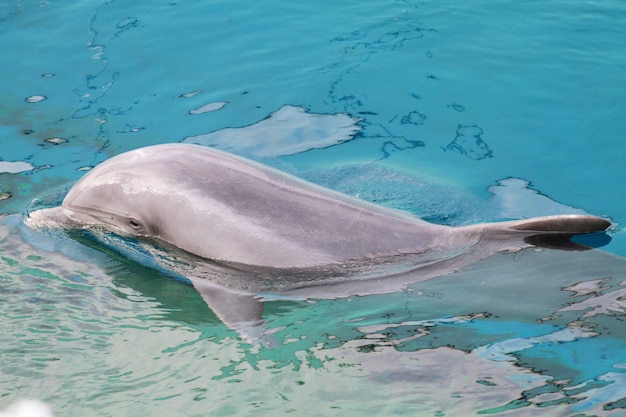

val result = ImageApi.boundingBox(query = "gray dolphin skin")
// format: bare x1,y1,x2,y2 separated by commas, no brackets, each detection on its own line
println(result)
26,144,611,343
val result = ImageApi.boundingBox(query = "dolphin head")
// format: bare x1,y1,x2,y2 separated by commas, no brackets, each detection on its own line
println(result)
27,150,166,238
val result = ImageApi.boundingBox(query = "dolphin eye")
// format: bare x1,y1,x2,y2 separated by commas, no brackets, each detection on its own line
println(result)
128,218,143,231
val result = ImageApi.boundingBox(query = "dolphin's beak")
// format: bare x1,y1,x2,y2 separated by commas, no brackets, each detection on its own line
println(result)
25,207,72,230
25,207,96,231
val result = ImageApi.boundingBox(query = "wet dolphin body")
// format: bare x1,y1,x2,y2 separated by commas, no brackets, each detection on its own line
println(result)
26,144,611,342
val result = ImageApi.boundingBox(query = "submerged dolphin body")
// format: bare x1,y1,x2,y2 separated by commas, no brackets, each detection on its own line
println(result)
26,144,611,342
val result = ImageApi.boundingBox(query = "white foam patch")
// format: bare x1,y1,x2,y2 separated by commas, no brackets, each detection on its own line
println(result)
25,95,46,103
0,400,54,417
489,178,588,219
183,105,362,157
0,161,34,174
188,101,227,114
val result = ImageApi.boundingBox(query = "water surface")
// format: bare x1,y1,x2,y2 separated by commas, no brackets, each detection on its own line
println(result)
1,0,626,415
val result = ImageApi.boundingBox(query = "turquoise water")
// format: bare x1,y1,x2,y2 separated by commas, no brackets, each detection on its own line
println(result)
1,0,626,415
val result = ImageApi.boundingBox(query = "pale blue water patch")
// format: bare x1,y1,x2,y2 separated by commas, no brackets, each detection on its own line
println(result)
183,105,363,157
1,0,626,416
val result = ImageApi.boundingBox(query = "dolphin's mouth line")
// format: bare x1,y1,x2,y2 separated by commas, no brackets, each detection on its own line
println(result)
26,204,140,239
65,204,118,223
62,204,153,237
60,208,119,232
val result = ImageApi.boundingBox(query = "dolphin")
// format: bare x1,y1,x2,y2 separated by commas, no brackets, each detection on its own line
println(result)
26,144,611,342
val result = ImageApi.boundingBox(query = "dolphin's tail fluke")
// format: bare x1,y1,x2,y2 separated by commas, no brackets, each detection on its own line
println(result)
502,215,611,235
464,215,612,250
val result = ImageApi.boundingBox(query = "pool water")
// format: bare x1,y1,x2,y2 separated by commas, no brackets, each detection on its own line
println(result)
1,0,626,415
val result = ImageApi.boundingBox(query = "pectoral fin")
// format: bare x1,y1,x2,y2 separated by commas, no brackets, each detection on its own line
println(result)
190,278,278,347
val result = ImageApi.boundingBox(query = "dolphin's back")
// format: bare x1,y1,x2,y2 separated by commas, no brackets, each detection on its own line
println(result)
59,144,610,268
65,144,454,267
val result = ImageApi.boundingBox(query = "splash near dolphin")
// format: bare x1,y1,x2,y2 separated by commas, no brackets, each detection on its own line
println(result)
26,144,611,343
